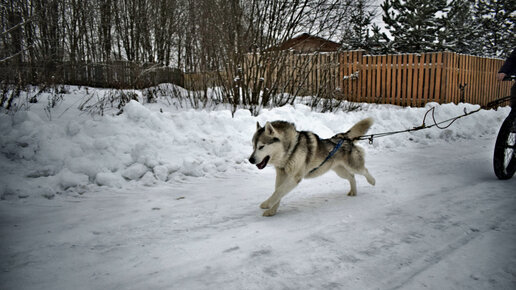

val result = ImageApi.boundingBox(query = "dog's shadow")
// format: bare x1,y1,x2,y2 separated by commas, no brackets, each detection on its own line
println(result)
275,189,362,216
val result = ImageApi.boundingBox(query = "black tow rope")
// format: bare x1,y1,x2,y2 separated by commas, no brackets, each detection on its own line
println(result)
354,106,483,144
308,105,485,174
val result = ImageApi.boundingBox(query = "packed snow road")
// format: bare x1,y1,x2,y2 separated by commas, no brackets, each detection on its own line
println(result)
1,137,515,290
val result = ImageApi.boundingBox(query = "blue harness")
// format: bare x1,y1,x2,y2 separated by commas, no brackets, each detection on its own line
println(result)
308,138,345,174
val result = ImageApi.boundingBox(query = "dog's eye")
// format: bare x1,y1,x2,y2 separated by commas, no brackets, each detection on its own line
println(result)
272,138,280,143
258,145,264,150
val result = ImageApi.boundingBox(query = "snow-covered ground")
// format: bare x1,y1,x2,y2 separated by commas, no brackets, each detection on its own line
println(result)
1,86,515,289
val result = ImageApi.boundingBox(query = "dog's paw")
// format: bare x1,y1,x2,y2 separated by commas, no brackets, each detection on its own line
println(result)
263,208,277,216
347,191,356,196
260,200,270,209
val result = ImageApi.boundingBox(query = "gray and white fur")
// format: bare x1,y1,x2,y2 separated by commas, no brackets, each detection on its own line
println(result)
249,118,375,216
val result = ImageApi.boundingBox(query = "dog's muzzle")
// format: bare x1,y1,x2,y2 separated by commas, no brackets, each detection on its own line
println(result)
249,156,270,170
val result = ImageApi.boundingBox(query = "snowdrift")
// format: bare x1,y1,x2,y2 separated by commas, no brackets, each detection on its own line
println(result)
0,86,510,199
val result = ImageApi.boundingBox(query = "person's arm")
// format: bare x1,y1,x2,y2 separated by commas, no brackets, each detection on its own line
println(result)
498,49,516,81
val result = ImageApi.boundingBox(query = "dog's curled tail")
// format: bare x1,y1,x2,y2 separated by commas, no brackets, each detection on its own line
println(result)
346,117,374,140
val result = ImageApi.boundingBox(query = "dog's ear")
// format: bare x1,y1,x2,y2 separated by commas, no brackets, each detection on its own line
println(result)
256,122,262,131
264,122,276,136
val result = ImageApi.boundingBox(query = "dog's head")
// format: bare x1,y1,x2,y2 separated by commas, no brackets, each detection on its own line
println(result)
249,121,294,170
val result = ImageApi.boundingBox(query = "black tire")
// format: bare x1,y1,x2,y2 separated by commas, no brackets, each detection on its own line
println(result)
493,113,516,180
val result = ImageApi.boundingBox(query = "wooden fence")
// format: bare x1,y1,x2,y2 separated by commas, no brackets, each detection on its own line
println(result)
184,51,512,107
0,62,183,89
6,53,509,107
184,71,225,90
337,51,511,107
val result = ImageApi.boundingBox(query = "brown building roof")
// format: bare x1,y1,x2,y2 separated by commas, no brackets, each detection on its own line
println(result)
271,33,341,52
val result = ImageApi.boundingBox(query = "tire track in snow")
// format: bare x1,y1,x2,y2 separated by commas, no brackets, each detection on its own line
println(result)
382,213,511,290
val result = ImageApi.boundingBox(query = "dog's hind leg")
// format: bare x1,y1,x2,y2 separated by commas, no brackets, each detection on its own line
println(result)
333,166,357,196
361,168,376,186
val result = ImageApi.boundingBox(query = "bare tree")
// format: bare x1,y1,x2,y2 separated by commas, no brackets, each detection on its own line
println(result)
184,0,359,115
1,0,374,114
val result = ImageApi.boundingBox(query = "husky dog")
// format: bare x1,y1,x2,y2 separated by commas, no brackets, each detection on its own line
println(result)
249,118,376,216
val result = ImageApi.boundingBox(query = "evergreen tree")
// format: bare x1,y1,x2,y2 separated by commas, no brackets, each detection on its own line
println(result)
342,0,375,50
381,0,447,53
473,0,515,57
367,23,392,54
438,0,479,54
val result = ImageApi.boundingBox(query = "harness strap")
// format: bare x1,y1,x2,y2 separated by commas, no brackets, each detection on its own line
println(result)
309,138,345,174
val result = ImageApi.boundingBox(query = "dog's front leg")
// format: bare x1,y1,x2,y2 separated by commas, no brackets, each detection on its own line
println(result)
260,168,287,209
261,174,300,216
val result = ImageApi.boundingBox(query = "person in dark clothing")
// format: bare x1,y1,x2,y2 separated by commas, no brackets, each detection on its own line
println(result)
498,48,516,110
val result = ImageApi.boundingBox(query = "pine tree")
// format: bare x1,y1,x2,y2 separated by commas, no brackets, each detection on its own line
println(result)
473,0,515,57
438,0,479,54
342,0,375,50
367,24,392,54
381,0,448,53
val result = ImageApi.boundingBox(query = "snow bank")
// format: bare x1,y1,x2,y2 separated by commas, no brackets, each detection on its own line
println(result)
0,86,510,199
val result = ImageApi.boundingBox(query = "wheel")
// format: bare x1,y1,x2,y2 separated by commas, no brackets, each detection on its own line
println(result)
493,113,516,180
